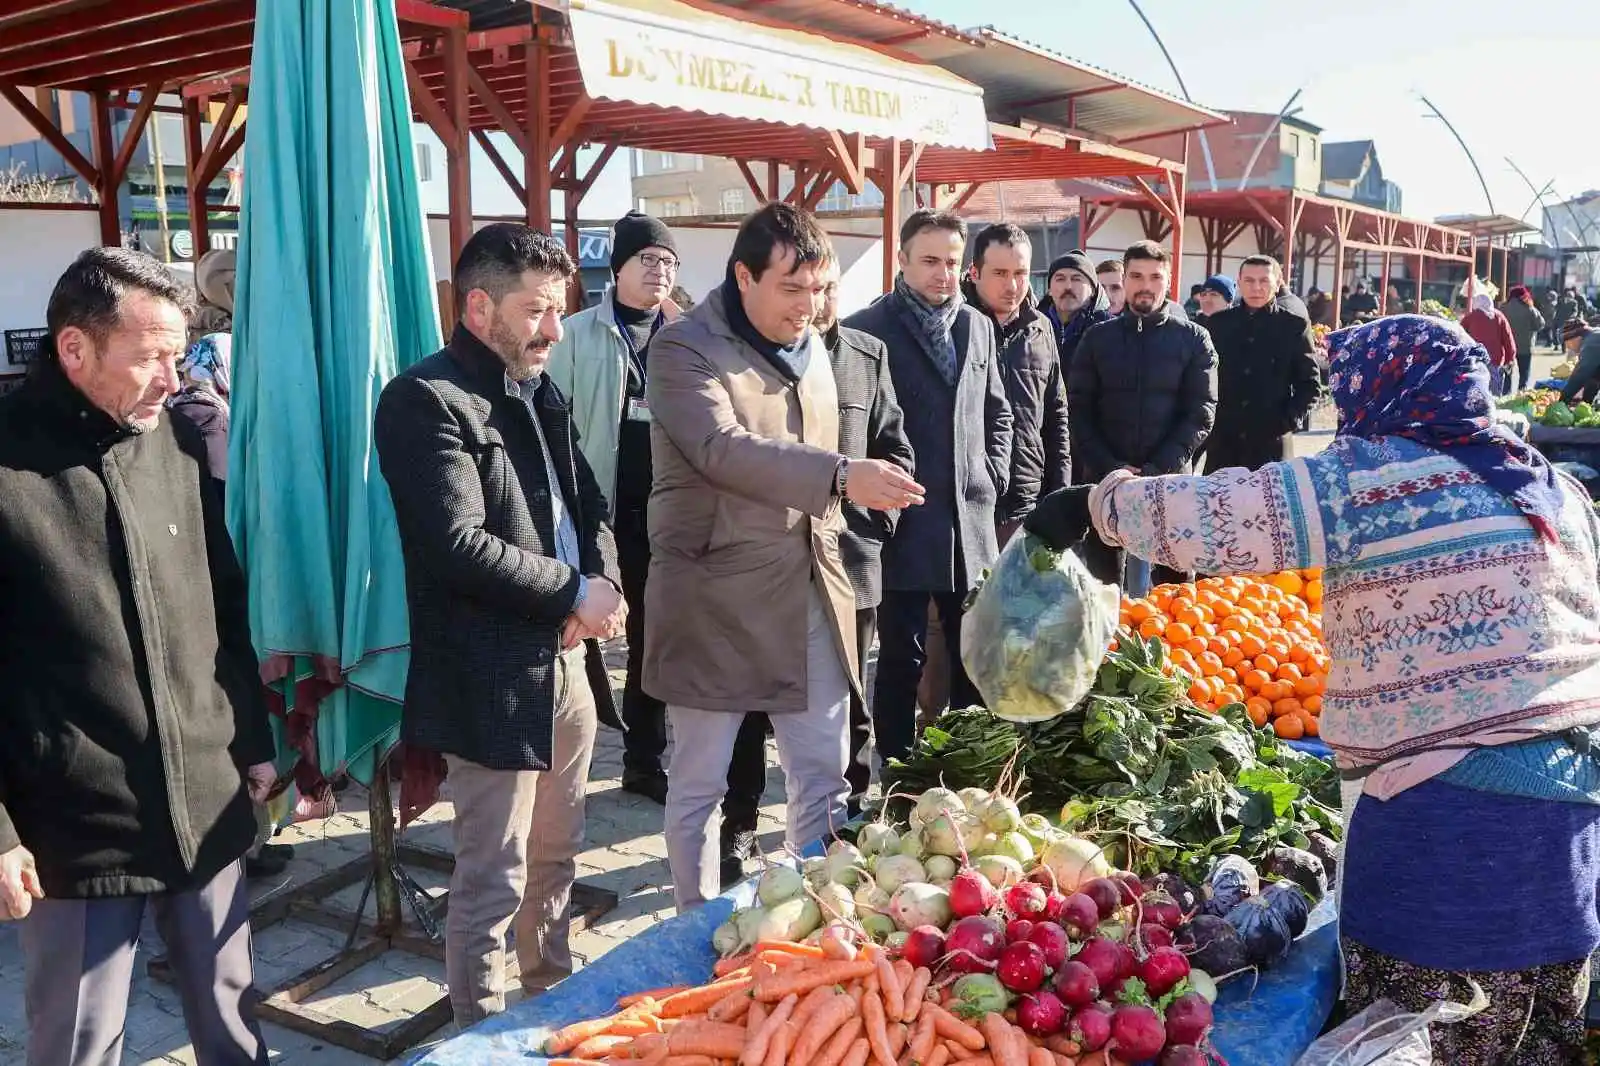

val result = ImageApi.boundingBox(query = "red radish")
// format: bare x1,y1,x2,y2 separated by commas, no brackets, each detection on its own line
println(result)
1006,917,1036,944
1070,1002,1114,1051
1041,892,1068,922
1140,892,1186,931
1073,937,1125,989
1102,974,1135,1003
1110,1003,1168,1060
1110,938,1138,979
902,925,946,971
943,915,1006,974
1081,877,1124,919
1058,893,1101,939
1053,960,1100,1008
1027,921,1070,969
997,940,1048,993
1115,872,1146,902
949,869,998,919
1005,880,1048,918
1137,924,1176,953
1016,989,1067,1037
1160,1046,1209,1066
1163,992,1214,1047
1140,946,1192,998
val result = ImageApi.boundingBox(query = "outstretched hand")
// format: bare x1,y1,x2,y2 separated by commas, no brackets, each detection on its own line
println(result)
0,845,43,921
1023,485,1094,551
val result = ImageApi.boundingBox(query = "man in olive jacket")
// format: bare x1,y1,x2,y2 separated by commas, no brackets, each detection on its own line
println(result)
0,248,274,1066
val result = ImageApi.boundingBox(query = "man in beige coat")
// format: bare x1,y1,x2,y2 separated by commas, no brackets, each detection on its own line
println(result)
646,204,925,908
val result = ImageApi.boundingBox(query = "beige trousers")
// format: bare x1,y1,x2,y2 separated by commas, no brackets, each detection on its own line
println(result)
443,650,597,1028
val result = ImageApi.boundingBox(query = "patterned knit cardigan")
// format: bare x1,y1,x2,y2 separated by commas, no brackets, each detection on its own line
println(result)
1089,434,1600,798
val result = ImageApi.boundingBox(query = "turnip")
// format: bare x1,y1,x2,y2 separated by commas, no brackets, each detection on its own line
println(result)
856,822,900,859
1005,917,1035,944
1080,877,1124,920
886,931,909,953
855,882,892,917
1160,1047,1210,1066
1139,946,1191,997
861,911,896,941
1053,960,1100,1008
814,881,856,921
958,786,992,811
949,868,998,919
823,843,865,888
1039,836,1113,894
818,921,856,959
874,854,927,895
712,917,742,957
997,940,1048,993
1005,880,1048,919
993,830,1035,865
1110,1003,1168,1061
975,853,1025,890
802,856,828,885
950,973,1010,1020
888,882,951,932
901,925,946,970
734,906,767,951
1027,921,1070,969
1187,969,1219,1004
925,855,958,884
898,832,925,858
757,865,805,906
1020,812,1059,845
911,787,964,830
1058,893,1101,939
960,817,992,855
944,915,1007,974
1070,1002,1114,1051
1163,991,1213,1047
921,813,971,858
755,896,822,942
1016,989,1067,1037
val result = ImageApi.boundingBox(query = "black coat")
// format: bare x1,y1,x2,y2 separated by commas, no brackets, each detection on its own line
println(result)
827,324,916,610
844,293,1013,594
375,328,622,773
1069,301,1218,479
0,362,273,898
964,284,1071,523
1199,303,1321,471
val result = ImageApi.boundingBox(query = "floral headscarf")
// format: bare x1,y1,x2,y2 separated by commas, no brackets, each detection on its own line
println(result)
178,333,232,409
1327,314,1564,540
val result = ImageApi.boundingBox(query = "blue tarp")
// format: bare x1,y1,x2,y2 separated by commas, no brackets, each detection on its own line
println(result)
411,887,1339,1066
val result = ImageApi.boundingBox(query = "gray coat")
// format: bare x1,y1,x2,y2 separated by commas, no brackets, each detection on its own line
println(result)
844,293,1014,594
1502,298,1545,357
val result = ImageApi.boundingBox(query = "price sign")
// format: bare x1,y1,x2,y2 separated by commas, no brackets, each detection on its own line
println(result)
4,328,48,367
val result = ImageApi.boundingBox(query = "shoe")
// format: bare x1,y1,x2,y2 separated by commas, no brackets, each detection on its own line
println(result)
245,843,294,880
718,828,757,891
620,770,668,805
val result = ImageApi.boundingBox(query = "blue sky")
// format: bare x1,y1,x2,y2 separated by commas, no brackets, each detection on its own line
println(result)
423,0,1600,227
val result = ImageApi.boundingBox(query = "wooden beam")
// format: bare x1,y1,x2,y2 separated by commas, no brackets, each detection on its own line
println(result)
802,169,837,212
526,35,552,231
404,56,456,146
198,121,246,188
822,130,867,196
103,82,160,192
766,161,779,202
894,142,924,190
734,160,767,204
548,94,593,156
443,26,473,264
89,90,118,246
466,65,528,156
1130,176,1175,222
474,129,525,205
881,138,902,293
182,94,209,260
574,142,619,202
950,182,984,214
1168,170,1186,298
198,86,244,177
0,82,98,186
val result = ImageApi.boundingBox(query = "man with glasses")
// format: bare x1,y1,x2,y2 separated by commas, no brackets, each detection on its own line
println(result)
549,211,683,803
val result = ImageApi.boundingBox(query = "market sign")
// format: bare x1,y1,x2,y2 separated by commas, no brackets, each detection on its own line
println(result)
567,0,991,151
4,327,47,367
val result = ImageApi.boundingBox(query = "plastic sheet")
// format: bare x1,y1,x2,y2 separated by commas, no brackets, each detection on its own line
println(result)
410,886,1340,1066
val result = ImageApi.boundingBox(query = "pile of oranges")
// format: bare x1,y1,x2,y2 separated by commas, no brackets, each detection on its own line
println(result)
1118,570,1329,740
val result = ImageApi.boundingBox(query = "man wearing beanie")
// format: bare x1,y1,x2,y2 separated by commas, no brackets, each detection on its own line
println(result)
1193,273,1236,327
1041,249,1113,370
548,210,683,803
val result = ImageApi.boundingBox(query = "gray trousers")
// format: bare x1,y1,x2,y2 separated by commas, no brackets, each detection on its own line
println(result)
666,584,852,910
20,860,266,1066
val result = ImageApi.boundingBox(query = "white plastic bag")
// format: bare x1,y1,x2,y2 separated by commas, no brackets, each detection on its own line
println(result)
1294,983,1487,1066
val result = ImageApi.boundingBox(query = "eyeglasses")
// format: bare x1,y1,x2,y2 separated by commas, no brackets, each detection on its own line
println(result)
639,252,679,273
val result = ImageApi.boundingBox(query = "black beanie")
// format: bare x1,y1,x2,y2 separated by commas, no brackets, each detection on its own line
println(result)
610,211,677,275
1046,250,1095,286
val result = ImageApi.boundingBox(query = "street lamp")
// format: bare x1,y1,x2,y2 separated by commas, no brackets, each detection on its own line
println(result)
1125,0,1218,193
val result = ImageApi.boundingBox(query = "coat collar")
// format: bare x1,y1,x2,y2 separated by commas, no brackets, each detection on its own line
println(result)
446,324,571,414
599,284,683,332
23,357,140,450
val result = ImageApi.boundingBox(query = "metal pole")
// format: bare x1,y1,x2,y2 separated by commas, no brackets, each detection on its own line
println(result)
1125,0,1217,193
1237,93,1303,193
1419,94,1494,215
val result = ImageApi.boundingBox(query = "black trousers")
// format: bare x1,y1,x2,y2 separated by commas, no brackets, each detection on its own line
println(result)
1517,348,1533,394
723,607,876,834
873,591,982,764
1077,528,1188,591
616,510,667,777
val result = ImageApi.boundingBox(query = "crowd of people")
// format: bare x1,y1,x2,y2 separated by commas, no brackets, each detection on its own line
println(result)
3,195,1599,1065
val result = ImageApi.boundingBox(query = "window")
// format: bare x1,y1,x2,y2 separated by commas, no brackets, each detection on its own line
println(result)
651,152,678,172
817,180,850,213
1288,132,1301,158
415,143,433,182
658,200,681,218
1311,140,1318,161
720,187,746,215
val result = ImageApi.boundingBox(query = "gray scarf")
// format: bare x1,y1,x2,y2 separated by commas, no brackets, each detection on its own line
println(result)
892,273,962,385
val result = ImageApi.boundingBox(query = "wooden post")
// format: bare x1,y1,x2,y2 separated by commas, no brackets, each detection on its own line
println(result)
1281,192,1297,287
90,91,119,247
1465,236,1476,309
369,759,402,936
526,31,552,231
881,138,901,294
444,27,472,262
1379,250,1392,315
1167,170,1185,300
1330,210,1350,326
1415,251,1425,310
182,96,209,260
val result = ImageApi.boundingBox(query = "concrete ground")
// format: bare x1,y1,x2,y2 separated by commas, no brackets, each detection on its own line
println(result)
0,342,1564,1065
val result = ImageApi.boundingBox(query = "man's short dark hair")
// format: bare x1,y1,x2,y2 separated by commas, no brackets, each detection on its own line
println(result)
1190,284,1204,296
899,209,966,248
453,223,576,312
1239,254,1280,274
971,223,1030,270
1123,240,1170,268
730,202,833,282
1096,259,1123,275
46,246,193,357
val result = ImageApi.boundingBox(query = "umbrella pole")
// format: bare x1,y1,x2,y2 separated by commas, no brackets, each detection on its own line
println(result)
369,757,404,935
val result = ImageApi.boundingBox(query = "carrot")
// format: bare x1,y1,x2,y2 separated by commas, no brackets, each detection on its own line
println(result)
841,1037,872,1066
926,1044,951,1066
740,992,797,1066
892,959,915,988
888,1021,909,1057
908,1009,937,1064
1028,1047,1054,1066
757,951,810,971
708,988,752,1024
792,990,859,1063
929,1007,986,1051
621,986,690,1008
760,1021,791,1066
662,1057,721,1066
901,968,932,1023
792,984,837,1030
755,940,828,959
666,1021,748,1060
872,949,905,1022
1044,1036,1081,1058
632,1033,669,1058
815,1015,864,1066
715,952,756,977
571,1033,633,1059
945,1039,975,1060
549,1016,628,1055
1049,1054,1077,1066
747,1000,768,1038
980,1014,1025,1066
754,959,876,1002
661,978,753,1018
607,1017,657,1038
862,990,896,1066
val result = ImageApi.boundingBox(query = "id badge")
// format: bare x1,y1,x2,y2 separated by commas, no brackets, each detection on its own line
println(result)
626,396,652,423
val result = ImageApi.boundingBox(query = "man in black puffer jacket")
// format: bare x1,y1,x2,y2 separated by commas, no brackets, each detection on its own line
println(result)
1068,240,1217,587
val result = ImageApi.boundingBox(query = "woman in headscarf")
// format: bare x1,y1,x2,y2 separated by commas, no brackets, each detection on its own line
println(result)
169,332,232,482
1026,315,1600,1063
1460,290,1517,396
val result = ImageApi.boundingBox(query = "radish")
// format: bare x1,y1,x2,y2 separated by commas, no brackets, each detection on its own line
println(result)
1004,880,1048,918
1053,960,1100,1008
1188,969,1219,1004
997,940,1048,993
901,925,946,971
1160,1046,1209,1066
1115,871,1146,902
1137,924,1176,953
1016,989,1067,1037
1080,877,1124,920
1140,946,1192,997
1163,992,1214,1047
1073,937,1125,989
1140,891,1186,931
1110,1003,1168,1061
1069,1002,1114,1051
944,915,1007,974
1005,918,1036,944
1041,892,1067,922
1058,893,1101,939
1027,921,1070,969
949,869,998,919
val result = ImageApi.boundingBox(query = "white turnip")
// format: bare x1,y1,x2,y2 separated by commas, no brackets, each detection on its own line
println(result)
911,787,964,829
757,865,804,906
1039,836,1113,893
874,854,927,895
925,855,958,884
712,918,741,957
950,973,1010,1018
856,822,900,858
755,897,822,942
888,882,951,932
975,853,1025,890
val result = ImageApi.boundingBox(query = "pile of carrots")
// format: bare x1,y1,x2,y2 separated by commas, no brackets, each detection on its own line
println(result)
540,939,1088,1066
1118,571,1329,740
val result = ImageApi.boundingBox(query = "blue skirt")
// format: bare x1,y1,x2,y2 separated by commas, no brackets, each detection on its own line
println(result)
1340,778,1600,972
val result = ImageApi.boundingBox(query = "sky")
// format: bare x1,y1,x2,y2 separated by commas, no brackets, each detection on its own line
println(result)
421,0,1600,229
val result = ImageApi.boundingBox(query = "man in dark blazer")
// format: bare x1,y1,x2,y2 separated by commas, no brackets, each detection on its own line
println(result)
845,209,1014,763
375,224,625,1028
720,258,916,885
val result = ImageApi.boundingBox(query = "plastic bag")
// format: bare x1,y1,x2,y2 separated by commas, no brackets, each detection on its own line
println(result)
960,532,1119,723
1294,983,1487,1066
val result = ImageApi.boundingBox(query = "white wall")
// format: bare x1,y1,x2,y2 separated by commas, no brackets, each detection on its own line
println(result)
0,208,101,342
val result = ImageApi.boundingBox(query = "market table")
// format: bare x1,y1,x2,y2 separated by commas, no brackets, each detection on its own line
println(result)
410,877,1339,1066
